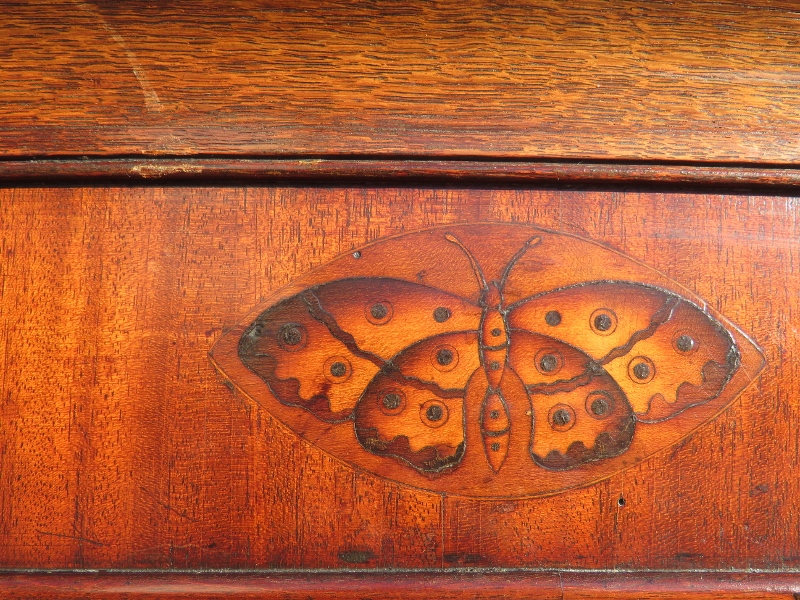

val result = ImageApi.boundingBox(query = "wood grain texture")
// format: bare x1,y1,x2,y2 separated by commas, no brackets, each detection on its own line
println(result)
3,0,800,162
211,223,763,498
0,186,796,572
6,159,800,188
1,571,799,599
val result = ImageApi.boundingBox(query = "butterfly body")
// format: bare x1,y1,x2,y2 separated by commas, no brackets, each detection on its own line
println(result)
211,224,765,498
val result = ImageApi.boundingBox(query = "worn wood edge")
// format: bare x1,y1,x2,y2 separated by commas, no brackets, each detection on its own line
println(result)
3,158,800,189
0,571,798,598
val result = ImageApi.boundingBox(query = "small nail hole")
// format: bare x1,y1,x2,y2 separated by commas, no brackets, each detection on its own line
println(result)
617,496,626,507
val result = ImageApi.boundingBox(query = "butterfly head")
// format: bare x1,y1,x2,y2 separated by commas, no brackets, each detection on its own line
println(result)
445,232,542,307
482,281,504,310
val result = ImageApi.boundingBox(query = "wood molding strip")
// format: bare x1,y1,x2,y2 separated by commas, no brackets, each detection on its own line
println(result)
2,158,800,188
0,571,798,599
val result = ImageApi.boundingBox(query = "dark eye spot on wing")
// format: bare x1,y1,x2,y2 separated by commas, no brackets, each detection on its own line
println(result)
545,310,562,326
539,354,558,373
365,300,393,325
595,314,612,331
420,400,449,428
548,404,576,431
676,334,695,352
590,308,618,336
437,349,454,366
628,356,655,383
586,390,615,420
278,323,307,351
433,307,451,322
330,362,347,377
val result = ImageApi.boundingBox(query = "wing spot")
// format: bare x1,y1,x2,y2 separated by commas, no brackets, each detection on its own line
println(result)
420,400,449,428
438,349,454,366
366,300,393,325
586,390,615,419
378,390,406,415
545,310,562,326
548,404,576,431
433,307,451,322
278,323,307,351
324,356,352,383
628,356,656,383
535,348,563,375
431,345,459,372
590,308,618,335
674,333,697,353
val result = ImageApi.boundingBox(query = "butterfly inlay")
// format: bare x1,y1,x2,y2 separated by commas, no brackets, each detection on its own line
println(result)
210,224,765,498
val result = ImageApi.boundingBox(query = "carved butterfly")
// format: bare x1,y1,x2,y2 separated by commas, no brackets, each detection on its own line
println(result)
210,224,764,498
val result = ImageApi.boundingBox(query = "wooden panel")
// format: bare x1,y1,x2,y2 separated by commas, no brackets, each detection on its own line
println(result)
0,186,796,572
1,571,799,599
3,1,800,162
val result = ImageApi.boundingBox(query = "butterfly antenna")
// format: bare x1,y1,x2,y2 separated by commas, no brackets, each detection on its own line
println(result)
445,233,488,292
499,236,541,289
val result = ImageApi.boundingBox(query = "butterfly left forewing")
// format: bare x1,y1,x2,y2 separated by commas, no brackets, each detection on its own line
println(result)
354,332,481,474
239,293,382,422
239,278,482,423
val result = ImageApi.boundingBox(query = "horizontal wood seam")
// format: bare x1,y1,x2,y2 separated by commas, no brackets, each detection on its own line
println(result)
3,158,800,188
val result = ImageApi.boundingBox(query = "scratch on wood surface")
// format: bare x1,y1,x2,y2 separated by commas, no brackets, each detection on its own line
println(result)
37,530,105,547
140,487,199,522
73,0,163,112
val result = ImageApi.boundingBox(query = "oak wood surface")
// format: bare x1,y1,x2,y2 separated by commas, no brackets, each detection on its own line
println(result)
3,1,800,163
0,186,796,573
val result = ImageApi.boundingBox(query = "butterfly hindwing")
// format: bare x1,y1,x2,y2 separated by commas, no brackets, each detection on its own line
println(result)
507,330,635,470
354,332,481,474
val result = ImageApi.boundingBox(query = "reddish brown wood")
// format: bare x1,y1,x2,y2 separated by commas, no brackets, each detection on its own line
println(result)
3,1,800,596
0,571,798,599
0,186,796,576
211,223,763,498
3,158,800,188
3,1,800,163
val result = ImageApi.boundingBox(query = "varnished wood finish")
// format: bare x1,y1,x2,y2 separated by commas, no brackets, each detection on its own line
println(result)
0,186,796,573
4,1,800,595
213,224,762,497
3,1,800,162
1,571,799,599
4,158,800,188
